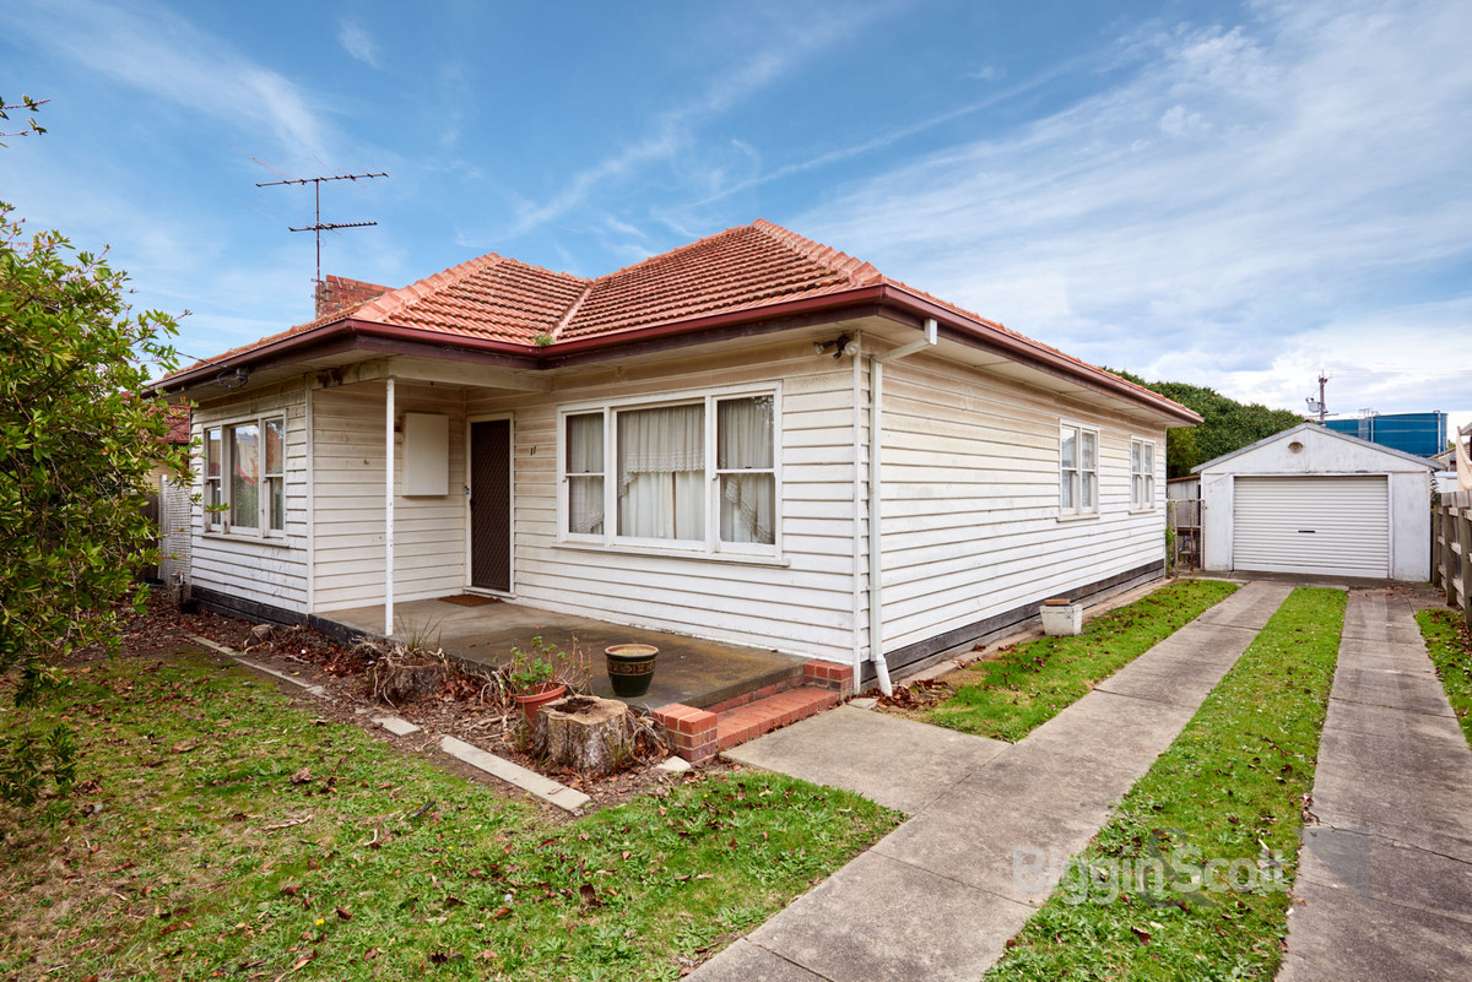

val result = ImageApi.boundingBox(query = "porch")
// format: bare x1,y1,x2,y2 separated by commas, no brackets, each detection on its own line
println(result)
319,595,808,711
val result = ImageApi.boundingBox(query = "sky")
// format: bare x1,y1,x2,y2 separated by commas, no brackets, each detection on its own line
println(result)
2,0,1469,434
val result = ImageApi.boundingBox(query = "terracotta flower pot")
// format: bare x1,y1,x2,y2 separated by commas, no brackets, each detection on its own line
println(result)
604,644,659,698
513,682,568,726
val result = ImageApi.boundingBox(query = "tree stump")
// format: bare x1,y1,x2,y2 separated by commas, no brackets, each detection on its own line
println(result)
535,695,632,776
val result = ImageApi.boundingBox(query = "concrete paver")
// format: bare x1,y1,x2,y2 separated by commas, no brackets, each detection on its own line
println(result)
695,580,1294,980
723,706,1007,814
1280,590,1472,979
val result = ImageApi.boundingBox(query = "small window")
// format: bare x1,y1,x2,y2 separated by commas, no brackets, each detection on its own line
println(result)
204,426,223,531
1131,438,1156,511
204,415,285,536
716,394,775,546
565,411,605,536
265,418,286,531
1060,423,1098,516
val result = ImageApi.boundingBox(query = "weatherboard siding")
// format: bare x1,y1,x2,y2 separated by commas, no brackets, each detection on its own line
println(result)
311,380,468,612
189,381,310,613
465,339,863,663
876,355,1167,654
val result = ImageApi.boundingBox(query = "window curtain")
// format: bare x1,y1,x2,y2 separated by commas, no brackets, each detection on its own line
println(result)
566,413,604,534
617,404,704,540
717,396,774,544
230,423,259,529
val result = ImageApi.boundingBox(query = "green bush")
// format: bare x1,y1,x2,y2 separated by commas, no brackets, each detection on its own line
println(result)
0,200,185,801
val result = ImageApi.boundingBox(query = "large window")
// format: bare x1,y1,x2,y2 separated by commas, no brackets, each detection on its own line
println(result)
1131,438,1156,511
558,387,779,556
203,415,286,536
1060,422,1098,517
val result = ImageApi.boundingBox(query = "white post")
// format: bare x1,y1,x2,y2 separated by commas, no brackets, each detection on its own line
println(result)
384,376,395,637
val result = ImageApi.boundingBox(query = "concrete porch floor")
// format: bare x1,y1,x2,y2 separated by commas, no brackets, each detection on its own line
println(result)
320,596,806,711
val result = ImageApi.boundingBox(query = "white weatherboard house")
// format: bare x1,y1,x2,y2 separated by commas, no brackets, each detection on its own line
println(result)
1195,422,1433,581
156,220,1198,688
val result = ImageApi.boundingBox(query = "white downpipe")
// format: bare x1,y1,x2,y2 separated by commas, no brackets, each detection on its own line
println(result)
384,376,395,637
867,318,938,695
850,344,866,690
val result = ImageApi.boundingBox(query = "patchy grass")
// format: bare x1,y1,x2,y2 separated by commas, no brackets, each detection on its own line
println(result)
985,586,1346,981
923,579,1239,741
1416,607,1472,747
0,648,897,980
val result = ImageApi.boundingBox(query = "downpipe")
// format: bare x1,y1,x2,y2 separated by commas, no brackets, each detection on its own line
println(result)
867,318,938,695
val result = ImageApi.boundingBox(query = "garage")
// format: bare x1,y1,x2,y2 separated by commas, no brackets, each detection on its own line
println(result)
1231,475,1388,578
1195,423,1433,582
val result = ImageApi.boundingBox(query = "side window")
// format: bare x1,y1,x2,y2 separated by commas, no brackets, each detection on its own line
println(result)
1060,423,1098,515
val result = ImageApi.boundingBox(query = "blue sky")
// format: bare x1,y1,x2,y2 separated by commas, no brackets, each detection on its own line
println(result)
3,0,1469,429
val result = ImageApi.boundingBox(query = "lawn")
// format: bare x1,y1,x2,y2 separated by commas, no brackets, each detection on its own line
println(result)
922,578,1239,741
1415,606,1472,747
0,647,898,980
985,586,1346,981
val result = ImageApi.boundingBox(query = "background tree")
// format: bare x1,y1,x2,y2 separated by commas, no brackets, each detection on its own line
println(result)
0,201,186,803
1111,370,1303,478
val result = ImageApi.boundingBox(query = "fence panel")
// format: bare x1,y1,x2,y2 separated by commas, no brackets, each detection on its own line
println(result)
1433,491,1471,627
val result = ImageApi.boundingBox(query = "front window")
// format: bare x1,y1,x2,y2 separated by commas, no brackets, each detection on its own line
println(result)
1060,423,1098,516
716,395,775,545
616,402,705,541
229,423,260,530
1131,438,1156,510
204,415,285,536
559,386,780,555
565,412,605,535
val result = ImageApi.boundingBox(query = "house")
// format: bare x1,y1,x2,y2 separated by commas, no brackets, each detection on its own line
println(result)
155,220,1198,690
1194,422,1433,581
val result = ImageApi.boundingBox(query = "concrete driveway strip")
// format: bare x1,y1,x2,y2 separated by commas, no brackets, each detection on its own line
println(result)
1280,590,1472,981
694,580,1293,981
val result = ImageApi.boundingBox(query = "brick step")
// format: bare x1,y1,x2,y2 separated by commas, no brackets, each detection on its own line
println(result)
653,661,854,762
715,685,840,751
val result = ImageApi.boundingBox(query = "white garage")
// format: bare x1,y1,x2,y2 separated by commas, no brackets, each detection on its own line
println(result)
1196,423,1433,581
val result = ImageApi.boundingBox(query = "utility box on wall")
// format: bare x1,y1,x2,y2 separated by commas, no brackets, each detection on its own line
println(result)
401,412,449,495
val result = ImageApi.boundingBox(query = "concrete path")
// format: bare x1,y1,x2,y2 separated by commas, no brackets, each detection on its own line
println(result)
1280,591,1472,981
695,580,1293,981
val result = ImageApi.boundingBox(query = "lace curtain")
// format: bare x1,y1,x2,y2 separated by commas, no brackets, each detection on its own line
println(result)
617,403,705,540
717,396,774,544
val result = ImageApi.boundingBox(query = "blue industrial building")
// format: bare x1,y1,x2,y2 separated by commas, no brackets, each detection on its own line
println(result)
1323,411,1447,458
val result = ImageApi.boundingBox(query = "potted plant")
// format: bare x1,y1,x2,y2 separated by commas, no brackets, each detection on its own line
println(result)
507,638,566,726
604,643,659,698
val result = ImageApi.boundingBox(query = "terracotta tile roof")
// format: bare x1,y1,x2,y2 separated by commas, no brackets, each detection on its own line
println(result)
160,219,1195,421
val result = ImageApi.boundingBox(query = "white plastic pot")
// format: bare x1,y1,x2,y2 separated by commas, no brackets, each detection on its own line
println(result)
1040,601,1083,636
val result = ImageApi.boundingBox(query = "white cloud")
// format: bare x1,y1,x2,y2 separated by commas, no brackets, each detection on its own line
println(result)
337,19,380,67
793,0,1472,416
4,0,334,165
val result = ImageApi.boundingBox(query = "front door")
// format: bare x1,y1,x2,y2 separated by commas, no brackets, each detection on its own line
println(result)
469,418,512,592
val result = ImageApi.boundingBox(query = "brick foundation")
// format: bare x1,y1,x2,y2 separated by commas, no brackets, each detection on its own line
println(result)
652,703,719,763
803,660,855,698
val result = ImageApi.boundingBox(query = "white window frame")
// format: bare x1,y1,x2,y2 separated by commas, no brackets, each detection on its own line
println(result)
1059,420,1100,519
202,412,288,540
555,382,783,561
1130,437,1157,512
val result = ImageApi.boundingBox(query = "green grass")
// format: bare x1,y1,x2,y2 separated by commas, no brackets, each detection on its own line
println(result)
923,579,1240,741
985,586,1346,981
1415,607,1472,747
0,649,898,980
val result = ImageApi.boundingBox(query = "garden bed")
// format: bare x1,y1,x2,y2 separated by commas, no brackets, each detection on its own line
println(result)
93,592,682,811
1415,606,1472,747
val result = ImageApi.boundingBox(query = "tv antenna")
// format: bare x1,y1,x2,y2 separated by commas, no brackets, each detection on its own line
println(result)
1304,370,1329,422
255,171,388,285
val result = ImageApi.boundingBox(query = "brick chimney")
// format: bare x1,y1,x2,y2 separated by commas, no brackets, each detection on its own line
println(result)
314,274,391,319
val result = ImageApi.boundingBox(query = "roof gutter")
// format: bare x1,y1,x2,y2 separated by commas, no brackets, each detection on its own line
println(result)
156,286,1200,425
